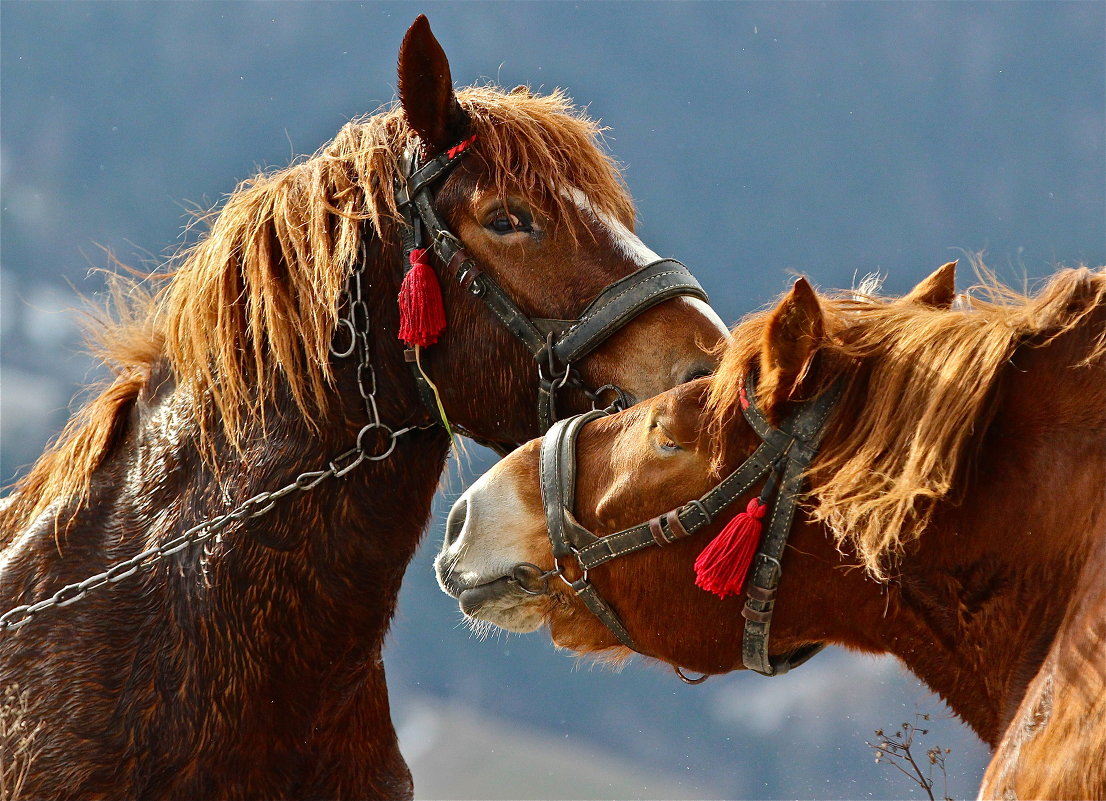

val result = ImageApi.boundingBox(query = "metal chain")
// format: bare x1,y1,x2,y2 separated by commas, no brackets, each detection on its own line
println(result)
537,332,629,421
0,242,416,633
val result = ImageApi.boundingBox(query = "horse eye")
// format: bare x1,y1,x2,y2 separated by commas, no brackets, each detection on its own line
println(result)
487,210,533,235
653,425,681,452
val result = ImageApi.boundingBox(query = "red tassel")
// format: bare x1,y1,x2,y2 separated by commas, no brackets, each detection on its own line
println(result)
398,248,446,347
694,498,767,599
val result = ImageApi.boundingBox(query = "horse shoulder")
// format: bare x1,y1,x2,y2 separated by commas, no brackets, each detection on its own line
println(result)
979,540,1106,800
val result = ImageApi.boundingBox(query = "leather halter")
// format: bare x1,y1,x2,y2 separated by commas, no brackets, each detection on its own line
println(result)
534,373,841,677
392,136,709,450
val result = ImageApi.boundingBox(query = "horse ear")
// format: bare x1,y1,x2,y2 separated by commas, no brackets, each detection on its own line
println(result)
397,16,469,155
900,261,957,308
759,278,825,417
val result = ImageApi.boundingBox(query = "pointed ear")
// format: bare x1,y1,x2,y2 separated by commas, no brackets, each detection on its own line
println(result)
397,16,469,155
759,278,825,419
900,261,957,308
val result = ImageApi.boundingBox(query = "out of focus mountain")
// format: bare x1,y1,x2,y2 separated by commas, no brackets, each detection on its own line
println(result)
2,3,1102,798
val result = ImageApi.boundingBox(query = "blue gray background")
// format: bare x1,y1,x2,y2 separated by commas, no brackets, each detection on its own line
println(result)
3,3,1103,798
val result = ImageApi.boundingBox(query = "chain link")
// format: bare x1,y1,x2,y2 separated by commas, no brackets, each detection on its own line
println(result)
0,241,416,634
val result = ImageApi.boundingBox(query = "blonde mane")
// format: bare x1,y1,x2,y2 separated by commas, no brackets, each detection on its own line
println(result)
3,85,634,538
709,266,1106,579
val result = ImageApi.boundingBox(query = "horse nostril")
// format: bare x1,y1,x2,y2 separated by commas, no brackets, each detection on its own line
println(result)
444,496,468,548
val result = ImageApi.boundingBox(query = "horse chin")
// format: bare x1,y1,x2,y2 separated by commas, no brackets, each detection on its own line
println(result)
457,577,546,634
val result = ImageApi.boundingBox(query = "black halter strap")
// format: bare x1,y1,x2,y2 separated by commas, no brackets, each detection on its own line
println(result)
392,137,709,448
540,409,638,648
536,373,841,675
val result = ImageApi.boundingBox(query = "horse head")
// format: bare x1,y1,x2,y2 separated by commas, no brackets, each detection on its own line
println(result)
0,16,731,799
435,259,1106,800
375,16,727,449
434,263,966,670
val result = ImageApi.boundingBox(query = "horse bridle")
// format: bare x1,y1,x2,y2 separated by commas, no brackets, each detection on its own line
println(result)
523,372,841,678
392,134,709,451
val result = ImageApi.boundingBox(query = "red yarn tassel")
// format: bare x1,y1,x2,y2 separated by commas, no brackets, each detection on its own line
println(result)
398,248,446,347
694,498,767,599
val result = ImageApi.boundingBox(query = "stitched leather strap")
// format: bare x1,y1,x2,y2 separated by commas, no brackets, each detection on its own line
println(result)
553,260,707,363
571,577,637,650
739,373,841,675
575,439,779,571
540,412,607,558
540,411,638,650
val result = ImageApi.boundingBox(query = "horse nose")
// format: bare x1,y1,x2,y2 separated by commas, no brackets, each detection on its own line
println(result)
435,495,471,597
444,496,468,549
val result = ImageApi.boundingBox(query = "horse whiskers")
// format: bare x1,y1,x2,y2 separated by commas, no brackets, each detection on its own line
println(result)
458,615,504,643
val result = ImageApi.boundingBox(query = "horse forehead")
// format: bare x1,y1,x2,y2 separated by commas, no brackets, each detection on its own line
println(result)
583,404,652,470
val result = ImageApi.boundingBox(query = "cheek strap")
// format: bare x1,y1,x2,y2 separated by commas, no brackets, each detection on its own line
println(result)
539,411,639,651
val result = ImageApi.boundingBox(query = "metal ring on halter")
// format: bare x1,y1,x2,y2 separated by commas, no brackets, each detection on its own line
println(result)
509,562,560,596
552,362,575,393
556,552,587,588
589,383,631,413
329,318,357,358
672,665,710,685
356,423,399,462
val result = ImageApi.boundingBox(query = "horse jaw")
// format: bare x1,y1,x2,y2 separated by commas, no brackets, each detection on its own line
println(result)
434,444,550,633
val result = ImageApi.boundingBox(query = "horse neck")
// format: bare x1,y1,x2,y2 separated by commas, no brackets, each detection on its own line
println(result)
128,235,451,655
799,325,1106,746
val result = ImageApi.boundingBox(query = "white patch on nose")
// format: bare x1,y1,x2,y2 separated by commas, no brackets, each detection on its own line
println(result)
434,460,544,596
434,460,549,634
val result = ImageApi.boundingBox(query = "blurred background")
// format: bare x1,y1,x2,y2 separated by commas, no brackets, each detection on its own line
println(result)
2,3,1102,798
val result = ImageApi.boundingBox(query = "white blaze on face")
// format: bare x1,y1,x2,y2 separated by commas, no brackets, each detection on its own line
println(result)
680,294,729,339
568,187,663,266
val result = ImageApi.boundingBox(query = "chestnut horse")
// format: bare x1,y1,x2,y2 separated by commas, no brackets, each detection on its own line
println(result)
0,17,726,800
438,262,1106,799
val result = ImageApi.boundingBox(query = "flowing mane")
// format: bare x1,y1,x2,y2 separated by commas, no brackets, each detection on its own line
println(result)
3,85,635,539
708,265,1106,578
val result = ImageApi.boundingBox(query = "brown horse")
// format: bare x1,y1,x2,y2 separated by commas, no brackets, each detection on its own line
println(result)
437,261,1106,799
0,16,727,800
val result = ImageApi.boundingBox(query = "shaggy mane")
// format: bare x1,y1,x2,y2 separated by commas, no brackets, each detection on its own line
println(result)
708,265,1106,579
2,85,634,539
